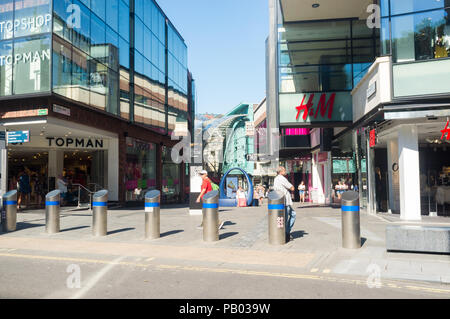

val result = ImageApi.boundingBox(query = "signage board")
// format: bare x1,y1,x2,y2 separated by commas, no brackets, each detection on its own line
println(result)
279,92,352,125
367,81,377,100
245,122,255,136
7,131,29,143
369,129,377,148
53,104,71,116
0,109,48,119
226,177,238,199
318,152,328,163
46,137,104,149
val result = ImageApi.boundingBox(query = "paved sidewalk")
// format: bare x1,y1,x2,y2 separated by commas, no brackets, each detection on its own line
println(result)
1,203,449,286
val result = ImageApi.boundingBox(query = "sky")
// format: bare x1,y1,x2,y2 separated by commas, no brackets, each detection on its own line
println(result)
157,0,269,115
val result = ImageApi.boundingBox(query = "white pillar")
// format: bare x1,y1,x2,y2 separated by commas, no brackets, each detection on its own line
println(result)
398,125,421,220
48,150,64,178
387,138,400,213
367,139,376,215
0,146,7,195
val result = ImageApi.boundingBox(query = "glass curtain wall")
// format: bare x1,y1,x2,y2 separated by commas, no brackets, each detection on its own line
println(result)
381,0,450,61
52,0,129,116
0,0,52,97
381,0,450,97
167,22,188,137
134,0,166,133
278,19,379,95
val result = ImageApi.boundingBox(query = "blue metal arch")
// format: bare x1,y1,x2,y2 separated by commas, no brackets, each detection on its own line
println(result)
219,167,254,206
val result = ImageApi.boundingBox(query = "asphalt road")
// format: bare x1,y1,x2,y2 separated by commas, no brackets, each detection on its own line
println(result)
0,250,448,299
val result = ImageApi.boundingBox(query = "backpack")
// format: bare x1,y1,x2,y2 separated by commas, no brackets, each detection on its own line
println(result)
211,182,220,192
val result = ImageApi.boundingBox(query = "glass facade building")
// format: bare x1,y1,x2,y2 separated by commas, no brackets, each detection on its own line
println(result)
267,0,450,217
0,0,190,134
0,0,194,204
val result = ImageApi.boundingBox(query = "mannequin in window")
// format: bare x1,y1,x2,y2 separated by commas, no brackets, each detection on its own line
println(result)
435,36,448,58
435,25,448,59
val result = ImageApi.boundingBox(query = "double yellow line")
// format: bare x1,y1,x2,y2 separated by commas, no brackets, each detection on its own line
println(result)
0,252,449,296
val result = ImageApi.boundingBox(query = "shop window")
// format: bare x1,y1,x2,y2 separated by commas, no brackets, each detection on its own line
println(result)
0,40,13,96
13,35,51,94
162,146,180,203
125,137,156,201
392,8,450,63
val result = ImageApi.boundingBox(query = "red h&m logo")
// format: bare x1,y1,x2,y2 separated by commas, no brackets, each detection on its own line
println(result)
369,129,376,148
295,93,336,121
441,121,450,141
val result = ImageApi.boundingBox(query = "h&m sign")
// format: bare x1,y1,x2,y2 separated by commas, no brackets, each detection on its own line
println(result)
46,137,104,149
279,92,353,125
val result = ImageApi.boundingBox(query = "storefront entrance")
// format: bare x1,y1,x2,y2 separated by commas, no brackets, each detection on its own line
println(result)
8,148,106,207
3,117,119,202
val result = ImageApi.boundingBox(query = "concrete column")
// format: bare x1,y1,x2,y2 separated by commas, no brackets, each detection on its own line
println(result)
398,125,421,220
367,137,376,215
387,138,400,213
0,146,7,194
48,150,64,178
108,138,119,201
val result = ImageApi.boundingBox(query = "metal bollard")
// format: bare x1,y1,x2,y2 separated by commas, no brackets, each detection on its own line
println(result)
45,190,61,234
92,190,108,237
341,191,361,249
202,190,219,242
268,191,286,245
2,190,17,232
145,190,160,239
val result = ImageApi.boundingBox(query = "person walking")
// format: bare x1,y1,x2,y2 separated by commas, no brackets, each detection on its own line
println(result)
196,170,224,230
18,169,31,210
34,174,45,207
273,166,296,242
237,186,247,207
298,181,306,203
258,185,265,205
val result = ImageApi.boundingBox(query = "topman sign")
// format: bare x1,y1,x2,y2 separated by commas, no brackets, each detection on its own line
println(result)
46,137,105,149
0,49,50,66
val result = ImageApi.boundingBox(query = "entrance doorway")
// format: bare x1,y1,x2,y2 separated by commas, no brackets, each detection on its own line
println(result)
62,150,107,206
7,148,107,208
8,149,49,209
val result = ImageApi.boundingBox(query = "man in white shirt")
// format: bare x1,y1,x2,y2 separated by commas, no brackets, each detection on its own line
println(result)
273,166,296,242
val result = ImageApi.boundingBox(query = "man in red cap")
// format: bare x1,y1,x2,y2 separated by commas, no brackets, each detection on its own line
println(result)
196,170,224,230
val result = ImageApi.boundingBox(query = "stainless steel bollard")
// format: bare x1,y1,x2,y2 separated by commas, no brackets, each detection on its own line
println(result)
2,190,17,232
268,191,286,245
341,191,361,249
92,190,108,237
145,190,160,239
202,190,219,242
45,190,61,234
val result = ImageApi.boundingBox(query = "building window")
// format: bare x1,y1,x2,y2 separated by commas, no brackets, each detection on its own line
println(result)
162,146,181,203
125,137,157,201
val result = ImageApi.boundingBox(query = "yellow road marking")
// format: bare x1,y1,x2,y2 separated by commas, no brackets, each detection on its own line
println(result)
0,253,149,268
310,268,319,273
0,252,449,296
323,269,331,274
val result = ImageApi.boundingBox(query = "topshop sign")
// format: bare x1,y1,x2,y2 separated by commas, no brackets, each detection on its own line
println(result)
0,14,52,34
